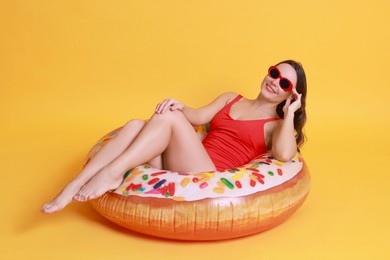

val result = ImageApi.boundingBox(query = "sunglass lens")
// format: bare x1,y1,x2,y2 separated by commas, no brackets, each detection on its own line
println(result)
269,68,279,79
279,79,291,89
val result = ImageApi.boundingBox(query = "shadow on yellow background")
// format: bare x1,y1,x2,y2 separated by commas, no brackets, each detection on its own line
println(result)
1,1,389,259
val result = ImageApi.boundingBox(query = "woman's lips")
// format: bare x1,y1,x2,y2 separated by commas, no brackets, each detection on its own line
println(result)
266,84,277,94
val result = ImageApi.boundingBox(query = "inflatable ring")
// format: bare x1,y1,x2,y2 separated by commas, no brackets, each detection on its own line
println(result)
87,125,310,240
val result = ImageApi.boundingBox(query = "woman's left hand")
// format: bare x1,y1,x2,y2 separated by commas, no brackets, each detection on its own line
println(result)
283,88,302,117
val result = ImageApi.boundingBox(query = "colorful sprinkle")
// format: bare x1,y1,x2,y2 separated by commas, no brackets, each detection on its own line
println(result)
132,184,142,191
268,171,274,176
249,174,258,182
252,172,265,180
246,168,259,172
277,168,283,176
142,174,149,180
274,161,285,166
124,169,132,179
204,172,214,178
192,177,199,183
232,173,243,180
160,185,168,195
181,178,190,187
213,187,225,193
250,179,256,187
145,189,161,194
126,184,133,191
235,181,242,189
153,179,166,189
220,178,234,189
151,171,167,176
258,162,270,165
168,182,175,196
147,178,160,185
127,183,144,191
217,181,225,187
199,182,208,189
178,173,190,176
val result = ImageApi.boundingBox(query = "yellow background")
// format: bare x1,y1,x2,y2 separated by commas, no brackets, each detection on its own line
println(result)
1,0,389,259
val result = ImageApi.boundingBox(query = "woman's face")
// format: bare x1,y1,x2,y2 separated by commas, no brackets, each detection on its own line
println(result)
260,63,298,102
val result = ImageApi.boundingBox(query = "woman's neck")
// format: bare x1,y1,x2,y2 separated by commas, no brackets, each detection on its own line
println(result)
252,95,279,118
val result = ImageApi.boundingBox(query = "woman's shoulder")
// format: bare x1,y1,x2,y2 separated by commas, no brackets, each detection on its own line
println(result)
218,92,242,104
220,91,241,98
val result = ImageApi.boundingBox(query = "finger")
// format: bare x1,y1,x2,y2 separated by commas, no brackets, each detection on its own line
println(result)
285,94,293,106
292,94,302,109
155,102,163,113
155,101,166,114
156,99,170,113
294,93,302,103
161,98,174,113
292,88,300,99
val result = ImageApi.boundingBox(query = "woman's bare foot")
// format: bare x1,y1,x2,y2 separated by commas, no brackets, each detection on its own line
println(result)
73,167,124,202
41,181,82,214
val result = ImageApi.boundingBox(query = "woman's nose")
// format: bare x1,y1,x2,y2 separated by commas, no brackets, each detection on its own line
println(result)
270,78,279,87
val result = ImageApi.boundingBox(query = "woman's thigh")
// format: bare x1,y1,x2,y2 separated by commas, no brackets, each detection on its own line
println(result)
162,111,216,173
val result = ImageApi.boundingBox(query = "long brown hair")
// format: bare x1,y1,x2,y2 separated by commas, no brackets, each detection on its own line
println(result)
275,60,307,149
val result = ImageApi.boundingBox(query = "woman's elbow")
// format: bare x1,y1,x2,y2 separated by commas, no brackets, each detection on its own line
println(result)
272,149,296,162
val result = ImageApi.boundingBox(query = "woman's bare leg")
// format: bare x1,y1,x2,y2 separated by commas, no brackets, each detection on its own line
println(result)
74,110,216,201
41,119,162,213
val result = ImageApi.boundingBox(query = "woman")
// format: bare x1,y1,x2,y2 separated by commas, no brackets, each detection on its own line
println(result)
41,59,307,214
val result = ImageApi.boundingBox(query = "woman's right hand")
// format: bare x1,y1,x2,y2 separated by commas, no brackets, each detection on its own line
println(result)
155,98,185,114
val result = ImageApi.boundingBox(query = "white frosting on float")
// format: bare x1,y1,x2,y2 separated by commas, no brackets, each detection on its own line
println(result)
113,153,303,201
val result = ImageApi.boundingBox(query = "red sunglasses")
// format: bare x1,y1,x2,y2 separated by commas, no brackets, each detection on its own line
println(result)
268,66,293,91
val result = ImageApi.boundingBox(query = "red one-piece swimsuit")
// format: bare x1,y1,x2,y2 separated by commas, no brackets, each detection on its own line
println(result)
202,94,281,171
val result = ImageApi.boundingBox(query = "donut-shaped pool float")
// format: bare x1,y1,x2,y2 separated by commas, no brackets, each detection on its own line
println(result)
87,125,311,240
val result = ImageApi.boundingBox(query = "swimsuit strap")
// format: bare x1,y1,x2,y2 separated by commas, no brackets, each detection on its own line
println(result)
227,94,243,107
262,117,282,123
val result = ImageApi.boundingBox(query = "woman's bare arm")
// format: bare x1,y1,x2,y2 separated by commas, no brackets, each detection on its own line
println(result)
155,92,238,125
271,88,302,161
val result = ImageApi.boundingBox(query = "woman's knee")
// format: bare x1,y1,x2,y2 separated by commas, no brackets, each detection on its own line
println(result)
152,110,186,123
123,119,145,132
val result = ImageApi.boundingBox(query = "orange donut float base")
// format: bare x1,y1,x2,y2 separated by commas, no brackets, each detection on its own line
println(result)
88,126,311,241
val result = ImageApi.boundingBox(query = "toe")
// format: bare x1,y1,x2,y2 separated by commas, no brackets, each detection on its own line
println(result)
41,202,53,213
80,194,87,202
73,193,81,201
